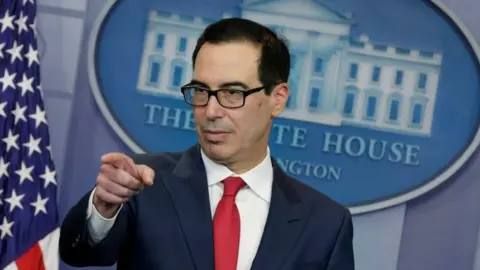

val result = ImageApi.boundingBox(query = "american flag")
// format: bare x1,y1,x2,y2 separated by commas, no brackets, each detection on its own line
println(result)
0,0,60,269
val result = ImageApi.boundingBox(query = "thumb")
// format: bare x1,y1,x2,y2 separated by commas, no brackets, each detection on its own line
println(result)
137,165,155,186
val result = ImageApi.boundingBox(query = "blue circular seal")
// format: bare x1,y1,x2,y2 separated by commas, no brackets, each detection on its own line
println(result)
88,0,480,214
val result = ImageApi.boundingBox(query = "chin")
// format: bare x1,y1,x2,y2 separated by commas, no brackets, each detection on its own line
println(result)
200,141,234,161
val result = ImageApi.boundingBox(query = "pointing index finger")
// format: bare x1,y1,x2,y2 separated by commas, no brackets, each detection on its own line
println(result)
101,153,140,179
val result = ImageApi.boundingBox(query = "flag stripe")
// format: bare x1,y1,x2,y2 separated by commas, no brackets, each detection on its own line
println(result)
38,229,59,270
3,261,18,270
15,244,45,270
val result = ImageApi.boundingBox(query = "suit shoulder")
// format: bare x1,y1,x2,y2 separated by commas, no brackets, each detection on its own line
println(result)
288,176,350,218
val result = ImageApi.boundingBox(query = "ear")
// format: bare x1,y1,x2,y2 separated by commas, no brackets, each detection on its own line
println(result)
269,82,289,117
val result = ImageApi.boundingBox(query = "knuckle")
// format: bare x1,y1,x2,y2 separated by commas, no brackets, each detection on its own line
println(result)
119,186,133,198
129,177,142,189
112,169,126,185
96,174,106,186
97,173,113,188
95,187,110,202
120,171,141,189
99,164,112,173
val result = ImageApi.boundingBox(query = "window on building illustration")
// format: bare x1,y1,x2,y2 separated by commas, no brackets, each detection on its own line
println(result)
343,92,355,116
411,103,424,125
179,15,195,22
313,58,323,75
373,44,388,52
156,34,165,50
417,72,428,90
394,70,403,87
149,62,161,85
396,47,410,55
169,58,187,89
348,63,358,80
177,37,188,54
419,51,434,58
365,96,377,119
389,99,400,121
309,87,321,109
351,40,364,48
172,65,183,87
371,66,381,83
147,55,164,87
286,96,293,108
290,54,296,70
286,78,297,109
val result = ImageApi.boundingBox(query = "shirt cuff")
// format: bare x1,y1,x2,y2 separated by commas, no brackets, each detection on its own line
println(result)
86,187,123,243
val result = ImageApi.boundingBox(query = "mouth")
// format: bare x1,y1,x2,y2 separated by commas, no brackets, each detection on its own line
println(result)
203,130,231,142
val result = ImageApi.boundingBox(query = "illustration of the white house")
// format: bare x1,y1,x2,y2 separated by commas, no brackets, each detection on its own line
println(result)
136,0,443,137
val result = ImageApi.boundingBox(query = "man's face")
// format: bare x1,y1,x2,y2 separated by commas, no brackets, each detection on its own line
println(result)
190,41,288,165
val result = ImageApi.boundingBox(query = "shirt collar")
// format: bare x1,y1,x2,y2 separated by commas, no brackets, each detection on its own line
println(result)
200,147,273,203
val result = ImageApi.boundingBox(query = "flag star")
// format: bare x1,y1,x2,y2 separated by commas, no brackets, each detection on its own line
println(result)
4,189,25,213
15,162,34,184
30,19,37,37
0,189,3,205
2,130,19,152
30,193,49,216
11,102,27,125
15,12,29,35
37,84,44,99
46,144,53,158
29,105,47,127
17,73,34,96
6,41,23,63
0,10,15,33
25,45,39,67
0,217,14,239
0,42,5,58
0,69,16,91
23,134,42,156
0,157,10,178
40,166,57,188
0,101,7,117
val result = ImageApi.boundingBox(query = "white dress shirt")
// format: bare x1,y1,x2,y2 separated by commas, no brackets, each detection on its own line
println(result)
86,148,273,270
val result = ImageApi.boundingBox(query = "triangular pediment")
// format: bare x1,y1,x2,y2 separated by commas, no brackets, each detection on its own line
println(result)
242,0,352,23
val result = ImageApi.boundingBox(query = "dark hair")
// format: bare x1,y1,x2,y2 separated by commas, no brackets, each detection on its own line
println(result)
192,17,290,94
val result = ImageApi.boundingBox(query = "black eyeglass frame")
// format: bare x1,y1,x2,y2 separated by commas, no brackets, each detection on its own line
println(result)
180,85,266,109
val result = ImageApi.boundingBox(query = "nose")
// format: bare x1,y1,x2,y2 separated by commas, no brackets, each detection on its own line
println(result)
205,95,224,119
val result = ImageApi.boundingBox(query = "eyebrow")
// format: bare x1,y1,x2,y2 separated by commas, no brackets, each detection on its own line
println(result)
189,79,249,90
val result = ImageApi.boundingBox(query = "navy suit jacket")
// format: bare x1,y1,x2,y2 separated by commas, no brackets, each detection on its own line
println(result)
59,144,355,270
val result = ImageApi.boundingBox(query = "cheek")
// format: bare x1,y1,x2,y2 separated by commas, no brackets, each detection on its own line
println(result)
193,108,204,123
255,99,271,121
240,100,269,134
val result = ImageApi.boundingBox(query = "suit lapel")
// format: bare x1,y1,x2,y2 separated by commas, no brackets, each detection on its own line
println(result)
251,159,312,270
160,145,214,270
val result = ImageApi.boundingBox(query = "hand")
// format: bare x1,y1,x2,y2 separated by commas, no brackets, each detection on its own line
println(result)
93,153,155,218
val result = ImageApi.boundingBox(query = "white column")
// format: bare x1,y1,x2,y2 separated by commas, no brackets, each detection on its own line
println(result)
298,31,316,114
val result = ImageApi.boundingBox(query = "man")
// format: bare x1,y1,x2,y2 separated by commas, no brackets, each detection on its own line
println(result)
59,17,355,270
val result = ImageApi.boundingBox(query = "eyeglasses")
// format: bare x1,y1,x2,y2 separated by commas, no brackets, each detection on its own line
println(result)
180,85,265,109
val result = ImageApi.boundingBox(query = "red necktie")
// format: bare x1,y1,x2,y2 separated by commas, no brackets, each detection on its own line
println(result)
213,176,246,270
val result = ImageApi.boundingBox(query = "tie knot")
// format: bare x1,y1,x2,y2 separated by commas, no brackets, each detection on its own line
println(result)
222,176,245,196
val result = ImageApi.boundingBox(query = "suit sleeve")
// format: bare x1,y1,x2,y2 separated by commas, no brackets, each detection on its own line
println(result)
325,209,355,270
59,189,136,267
